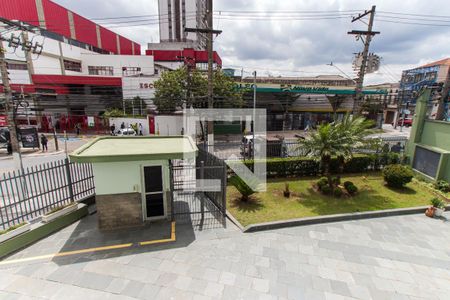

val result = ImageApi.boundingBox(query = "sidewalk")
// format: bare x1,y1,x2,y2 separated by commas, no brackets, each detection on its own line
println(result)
0,135,94,160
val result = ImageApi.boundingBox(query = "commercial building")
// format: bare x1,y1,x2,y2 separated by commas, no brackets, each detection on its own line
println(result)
238,75,386,131
157,0,207,50
0,0,157,132
400,58,450,121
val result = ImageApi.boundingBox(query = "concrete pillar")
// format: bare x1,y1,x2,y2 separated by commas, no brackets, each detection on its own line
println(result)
35,0,47,29
406,88,431,158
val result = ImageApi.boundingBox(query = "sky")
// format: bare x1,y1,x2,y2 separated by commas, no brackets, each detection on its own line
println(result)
54,0,450,85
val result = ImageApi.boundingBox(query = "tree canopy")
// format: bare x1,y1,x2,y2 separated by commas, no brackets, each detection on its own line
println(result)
153,67,243,112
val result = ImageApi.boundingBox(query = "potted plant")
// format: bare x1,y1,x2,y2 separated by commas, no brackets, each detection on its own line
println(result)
42,202,78,223
0,222,31,243
430,198,446,217
283,183,291,198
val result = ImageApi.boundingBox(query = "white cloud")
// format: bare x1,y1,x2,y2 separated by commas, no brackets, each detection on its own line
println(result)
54,0,450,84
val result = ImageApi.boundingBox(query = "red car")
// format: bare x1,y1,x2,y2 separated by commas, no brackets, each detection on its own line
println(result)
395,118,413,127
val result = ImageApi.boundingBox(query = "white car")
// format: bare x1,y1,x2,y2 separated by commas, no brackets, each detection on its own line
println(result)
117,128,136,136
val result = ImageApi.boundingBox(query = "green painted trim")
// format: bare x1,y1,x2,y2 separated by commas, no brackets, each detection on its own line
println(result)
0,204,88,259
69,135,198,163
250,87,387,95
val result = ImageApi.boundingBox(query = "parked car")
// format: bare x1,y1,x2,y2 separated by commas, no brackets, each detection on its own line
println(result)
117,128,136,136
394,118,413,127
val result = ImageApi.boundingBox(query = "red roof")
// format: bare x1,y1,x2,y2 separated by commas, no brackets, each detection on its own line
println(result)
419,58,450,68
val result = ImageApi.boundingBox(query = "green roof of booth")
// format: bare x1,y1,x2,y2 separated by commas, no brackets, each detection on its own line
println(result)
70,136,198,163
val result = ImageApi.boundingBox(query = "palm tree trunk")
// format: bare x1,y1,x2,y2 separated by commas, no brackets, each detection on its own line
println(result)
322,155,333,189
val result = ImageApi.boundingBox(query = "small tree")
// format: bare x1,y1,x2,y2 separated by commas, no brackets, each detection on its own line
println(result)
229,175,255,202
298,114,373,189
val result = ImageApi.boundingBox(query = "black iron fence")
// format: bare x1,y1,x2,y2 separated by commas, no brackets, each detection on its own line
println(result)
210,136,408,160
170,148,227,229
0,158,94,230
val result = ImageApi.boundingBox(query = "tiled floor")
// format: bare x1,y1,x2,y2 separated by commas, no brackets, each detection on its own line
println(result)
1,212,450,299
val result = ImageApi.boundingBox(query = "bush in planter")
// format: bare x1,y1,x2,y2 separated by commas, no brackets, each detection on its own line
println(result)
431,197,445,209
382,164,414,188
321,185,332,195
333,187,343,198
344,181,358,195
435,180,450,193
332,176,341,185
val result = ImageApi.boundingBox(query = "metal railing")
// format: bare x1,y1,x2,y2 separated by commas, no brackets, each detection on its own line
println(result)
0,158,94,230
210,136,408,160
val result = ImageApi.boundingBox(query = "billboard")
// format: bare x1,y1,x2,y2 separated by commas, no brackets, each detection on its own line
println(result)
19,127,39,148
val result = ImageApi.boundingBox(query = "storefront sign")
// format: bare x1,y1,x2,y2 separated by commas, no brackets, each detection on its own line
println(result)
139,83,155,89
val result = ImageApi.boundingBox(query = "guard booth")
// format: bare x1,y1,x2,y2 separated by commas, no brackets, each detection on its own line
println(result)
70,136,198,230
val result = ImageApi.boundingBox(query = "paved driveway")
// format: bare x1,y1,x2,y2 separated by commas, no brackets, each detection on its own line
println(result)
1,212,450,299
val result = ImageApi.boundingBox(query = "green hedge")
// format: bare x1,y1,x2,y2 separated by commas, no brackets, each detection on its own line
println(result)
236,153,401,178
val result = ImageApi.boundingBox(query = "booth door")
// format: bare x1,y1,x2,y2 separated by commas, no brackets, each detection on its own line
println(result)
143,165,165,219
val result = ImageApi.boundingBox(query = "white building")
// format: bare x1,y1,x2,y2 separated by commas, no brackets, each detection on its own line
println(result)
157,0,207,50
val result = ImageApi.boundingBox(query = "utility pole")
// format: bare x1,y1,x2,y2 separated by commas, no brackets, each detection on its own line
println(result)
185,0,222,150
348,5,379,115
0,40,24,171
252,71,256,159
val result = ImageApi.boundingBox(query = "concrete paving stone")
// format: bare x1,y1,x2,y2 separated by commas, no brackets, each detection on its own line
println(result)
204,281,224,298
73,271,114,291
269,281,288,298
251,278,270,293
186,278,208,294
202,267,221,282
120,280,146,298
312,275,332,293
0,290,22,300
287,285,306,300
173,275,192,291
303,288,327,300
155,272,178,287
137,283,161,300
329,279,352,298
104,278,130,294
219,271,236,286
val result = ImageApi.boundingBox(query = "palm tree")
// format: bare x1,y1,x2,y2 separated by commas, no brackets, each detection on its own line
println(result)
298,114,374,189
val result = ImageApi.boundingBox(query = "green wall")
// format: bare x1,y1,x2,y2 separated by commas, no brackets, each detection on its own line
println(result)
407,88,450,182
93,160,170,195
420,121,450,150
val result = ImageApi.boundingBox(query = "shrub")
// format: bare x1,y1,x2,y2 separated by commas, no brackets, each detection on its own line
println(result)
333,187,343,198
382,164,414,188
0,222,27,236
332,176,341,185
321,185,332,195
345,183,358,195
229,175,255,201
435,180,450,193
317,177,328,190
430,197,446,209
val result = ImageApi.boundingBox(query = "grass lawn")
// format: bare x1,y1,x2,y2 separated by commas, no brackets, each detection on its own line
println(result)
227,173,440,227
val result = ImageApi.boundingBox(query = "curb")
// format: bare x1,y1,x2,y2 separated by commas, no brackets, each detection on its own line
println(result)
0,150,65,161
242,205,450,233
226,210,244,231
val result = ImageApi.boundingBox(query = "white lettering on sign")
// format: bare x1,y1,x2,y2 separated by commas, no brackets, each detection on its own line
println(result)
140,83,155,89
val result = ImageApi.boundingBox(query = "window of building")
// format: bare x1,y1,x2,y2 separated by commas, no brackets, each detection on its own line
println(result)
88,66,114,76
122,67,141,76
64,60,82,72
6,63,28,70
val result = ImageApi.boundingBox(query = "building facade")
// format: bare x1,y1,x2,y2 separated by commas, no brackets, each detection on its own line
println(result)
0,0,157,132
157,0,207,50
400,58,450,121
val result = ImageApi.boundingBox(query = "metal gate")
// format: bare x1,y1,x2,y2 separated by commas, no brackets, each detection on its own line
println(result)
169,149,227,229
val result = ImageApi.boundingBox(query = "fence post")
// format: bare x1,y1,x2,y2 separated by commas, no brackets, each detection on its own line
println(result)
65,158,74,202
200,160,205,228
221,162,227,228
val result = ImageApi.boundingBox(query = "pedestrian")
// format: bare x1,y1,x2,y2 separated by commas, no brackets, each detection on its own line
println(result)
139,123,143,136
120,122,125,130
110,124,116,136
75,123,81,136
40,134,48,152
